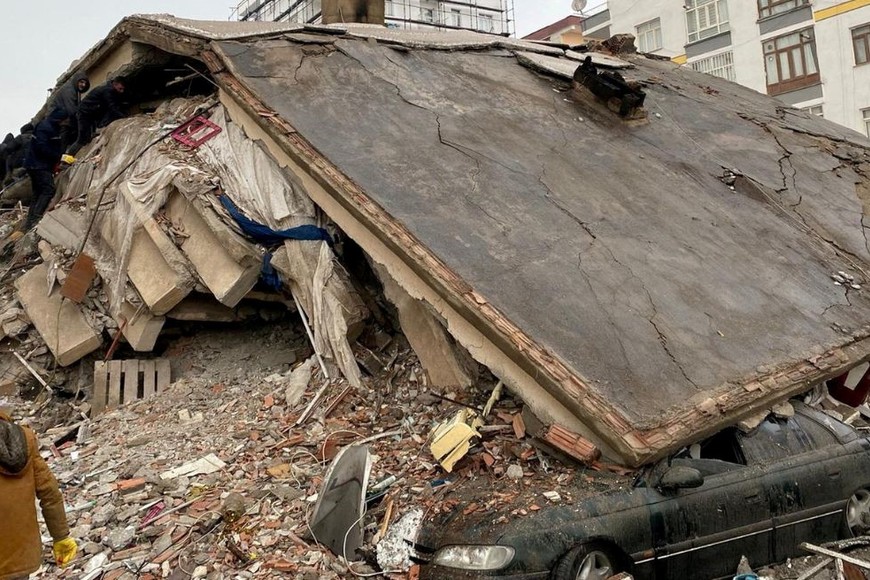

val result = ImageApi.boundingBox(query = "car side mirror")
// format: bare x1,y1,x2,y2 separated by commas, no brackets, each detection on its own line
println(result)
656,466,704,491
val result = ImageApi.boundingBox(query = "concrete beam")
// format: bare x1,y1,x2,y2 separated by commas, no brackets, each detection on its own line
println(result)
35,206,85,252
375,263,472,390
164,192,260,308
14,264,102,366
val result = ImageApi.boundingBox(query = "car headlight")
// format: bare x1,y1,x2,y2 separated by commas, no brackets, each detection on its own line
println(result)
431,545,515,570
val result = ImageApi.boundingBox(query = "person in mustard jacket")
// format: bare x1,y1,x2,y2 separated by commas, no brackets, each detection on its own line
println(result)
0,410,76,578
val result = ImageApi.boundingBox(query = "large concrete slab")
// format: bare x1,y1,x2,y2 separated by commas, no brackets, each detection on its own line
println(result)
100,218,192,315
15,264,102,366
50,15,870,463
211,35,870,464
164,192,260,308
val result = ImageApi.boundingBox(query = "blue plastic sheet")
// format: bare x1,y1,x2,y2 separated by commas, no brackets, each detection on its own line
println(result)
219,195,332,247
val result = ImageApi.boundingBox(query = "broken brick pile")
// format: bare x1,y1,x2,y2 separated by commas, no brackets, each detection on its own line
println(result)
3,318,599,580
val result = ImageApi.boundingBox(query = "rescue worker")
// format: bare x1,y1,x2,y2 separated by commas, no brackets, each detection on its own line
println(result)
49,72,90,151
20,108,69,233
3,124,34,187
0,133,13,185
0,410,76,578
66,76,126,157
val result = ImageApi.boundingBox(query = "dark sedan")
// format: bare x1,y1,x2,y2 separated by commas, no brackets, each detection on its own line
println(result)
414,402,870,579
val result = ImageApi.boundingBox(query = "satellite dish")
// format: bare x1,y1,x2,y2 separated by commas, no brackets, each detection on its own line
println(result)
572,0,587,13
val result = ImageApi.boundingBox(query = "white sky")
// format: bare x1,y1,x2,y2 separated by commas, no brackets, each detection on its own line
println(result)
0,0,604,137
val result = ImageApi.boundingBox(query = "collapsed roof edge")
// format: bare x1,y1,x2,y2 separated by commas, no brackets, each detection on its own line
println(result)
47,16,870,466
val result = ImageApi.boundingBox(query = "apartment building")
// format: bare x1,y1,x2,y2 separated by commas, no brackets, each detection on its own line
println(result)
232,0,515,36
545,1,870,137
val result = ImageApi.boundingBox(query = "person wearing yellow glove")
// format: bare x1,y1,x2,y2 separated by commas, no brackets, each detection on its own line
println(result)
0,409,73,578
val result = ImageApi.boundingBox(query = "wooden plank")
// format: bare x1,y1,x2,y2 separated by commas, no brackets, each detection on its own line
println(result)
60,253,96,303
800,543,870,571
122,360,139,405
141,360,156,399
92,361,108,415
155,359,170,393
107,360,122,410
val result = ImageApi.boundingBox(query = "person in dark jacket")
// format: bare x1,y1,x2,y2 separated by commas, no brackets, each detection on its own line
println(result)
21,109,69,231
66,76,126,156
0,133,13,185
4,124,33,187
0,410,76,578
50,72,90,151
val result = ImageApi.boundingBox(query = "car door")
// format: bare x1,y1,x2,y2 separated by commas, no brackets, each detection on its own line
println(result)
648,433,774,579
741,408,859,561
649,465,773,579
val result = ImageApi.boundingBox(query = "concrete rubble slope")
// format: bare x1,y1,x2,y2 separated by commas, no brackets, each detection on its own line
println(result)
40,14,870,466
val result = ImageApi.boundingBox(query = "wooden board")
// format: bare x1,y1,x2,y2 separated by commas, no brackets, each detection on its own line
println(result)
60,253,96,303
92,358,170,415
92,361,108,415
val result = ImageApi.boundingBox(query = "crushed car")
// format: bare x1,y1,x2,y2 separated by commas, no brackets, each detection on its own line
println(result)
414,401,870,579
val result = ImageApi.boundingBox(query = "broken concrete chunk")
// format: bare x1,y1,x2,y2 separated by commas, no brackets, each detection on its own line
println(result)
35,205,85,251
14,263,102,366
737,410,769,433
165,192,260,307
375,509,423,573
771,401,795,419
375,263,472,390
159,454,226,480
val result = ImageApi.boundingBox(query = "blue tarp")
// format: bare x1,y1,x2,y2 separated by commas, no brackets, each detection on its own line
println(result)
219,195,333,291
219,195,332,247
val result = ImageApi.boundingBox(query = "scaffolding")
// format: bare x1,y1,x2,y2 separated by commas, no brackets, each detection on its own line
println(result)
231,0,516,36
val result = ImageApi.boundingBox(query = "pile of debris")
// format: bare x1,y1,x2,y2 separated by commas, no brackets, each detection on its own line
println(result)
0,321,605,580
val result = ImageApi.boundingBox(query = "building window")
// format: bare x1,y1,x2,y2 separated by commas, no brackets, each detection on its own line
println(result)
686,0,729,44
864,108,870,138
763,27,820,95
757,0,811,19
479,13,494,33
690,51,736,81
421,8,434,23
854,24,870,65
636,18,663,53
450,8,461,27
802,104,824,117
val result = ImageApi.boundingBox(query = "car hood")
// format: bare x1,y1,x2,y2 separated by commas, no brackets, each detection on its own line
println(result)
417,472,635,551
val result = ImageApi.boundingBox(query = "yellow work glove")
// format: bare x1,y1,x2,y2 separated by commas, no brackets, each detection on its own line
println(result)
53,537,77,567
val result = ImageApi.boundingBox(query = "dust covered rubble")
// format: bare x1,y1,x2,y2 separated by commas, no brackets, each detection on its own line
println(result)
12,319,588,579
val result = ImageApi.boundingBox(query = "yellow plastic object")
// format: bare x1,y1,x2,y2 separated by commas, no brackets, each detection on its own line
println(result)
53,537,77,567
429,409,483,472
60,154,76,165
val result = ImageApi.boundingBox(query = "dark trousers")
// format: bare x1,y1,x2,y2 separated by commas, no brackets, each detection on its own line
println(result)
25,169,55,230
67,114,96,156
60,116,79,152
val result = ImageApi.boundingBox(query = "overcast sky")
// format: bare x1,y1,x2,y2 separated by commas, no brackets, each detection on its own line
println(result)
0,0,602,137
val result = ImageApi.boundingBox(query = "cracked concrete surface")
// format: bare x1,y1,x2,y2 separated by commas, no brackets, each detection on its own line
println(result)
212,35,870,440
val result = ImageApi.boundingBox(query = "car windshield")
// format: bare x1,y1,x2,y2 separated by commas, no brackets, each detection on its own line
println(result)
639,403,853,487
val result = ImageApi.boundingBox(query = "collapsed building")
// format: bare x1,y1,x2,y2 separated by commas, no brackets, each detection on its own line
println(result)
3,13,870,468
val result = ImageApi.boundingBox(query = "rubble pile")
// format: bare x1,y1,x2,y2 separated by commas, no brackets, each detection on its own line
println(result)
2,323,602,579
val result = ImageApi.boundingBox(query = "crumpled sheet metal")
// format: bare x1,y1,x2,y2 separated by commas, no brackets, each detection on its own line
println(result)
309,444,371,558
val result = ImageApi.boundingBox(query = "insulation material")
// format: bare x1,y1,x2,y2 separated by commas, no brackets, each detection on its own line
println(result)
200,105,366,387
197,107,317,229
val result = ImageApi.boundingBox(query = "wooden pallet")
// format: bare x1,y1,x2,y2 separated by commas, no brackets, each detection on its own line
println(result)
92,359,170,415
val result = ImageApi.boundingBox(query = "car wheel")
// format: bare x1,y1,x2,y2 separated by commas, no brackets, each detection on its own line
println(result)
551,542,623,580
846,489,870,536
